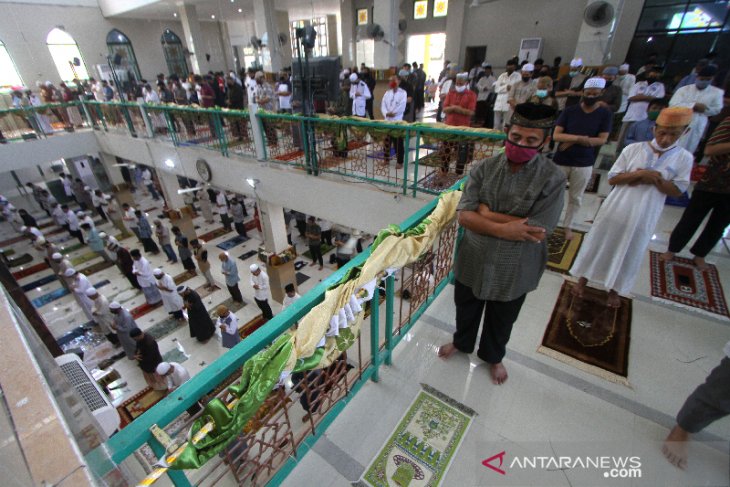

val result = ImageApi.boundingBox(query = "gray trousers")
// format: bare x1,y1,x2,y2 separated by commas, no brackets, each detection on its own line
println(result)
677,357,730,433
201,268,218,288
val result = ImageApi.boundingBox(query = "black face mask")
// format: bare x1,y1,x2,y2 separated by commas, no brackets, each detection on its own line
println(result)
522,76,531,82
605,80,613,87
582,96,600,106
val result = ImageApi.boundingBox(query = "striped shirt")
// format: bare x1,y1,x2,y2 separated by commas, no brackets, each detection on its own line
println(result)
697,117,730,194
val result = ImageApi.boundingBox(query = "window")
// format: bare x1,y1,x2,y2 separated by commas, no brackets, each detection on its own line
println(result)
106,29,141,81
289,17,330,57
161,29,189,78
0,40,23,89
433,0,448,17
414,0,428,19
46,28,89,82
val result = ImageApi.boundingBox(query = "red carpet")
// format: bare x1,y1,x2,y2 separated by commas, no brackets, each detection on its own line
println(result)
130,301,163,319
12,262,49,280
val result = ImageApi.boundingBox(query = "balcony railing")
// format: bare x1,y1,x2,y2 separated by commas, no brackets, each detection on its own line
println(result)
0,100,504,197
86,180,464,487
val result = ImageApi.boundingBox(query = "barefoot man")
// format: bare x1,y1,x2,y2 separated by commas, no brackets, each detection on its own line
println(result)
570,107,694,307
438,103,565,385
663,340,730,469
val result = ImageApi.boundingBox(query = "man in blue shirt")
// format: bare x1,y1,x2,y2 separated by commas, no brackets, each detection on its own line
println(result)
552,77,613,240
219,252,244,303
624,99,667,147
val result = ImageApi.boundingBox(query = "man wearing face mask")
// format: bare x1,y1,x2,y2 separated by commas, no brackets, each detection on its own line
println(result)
529,76,557,109
599,66,622,113
398,68,415,122
625,99,667,146
618,67,665,153
438,103,565,386
669,64,724,155
440,72,477,177
508,63,537,110
570,107,693,308
552,77,613,241
493,59,521,130
381,75,407,169
476,63,497,126
555,58,587,112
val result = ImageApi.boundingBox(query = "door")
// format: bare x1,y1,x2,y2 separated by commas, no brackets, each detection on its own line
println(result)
464,45,487,73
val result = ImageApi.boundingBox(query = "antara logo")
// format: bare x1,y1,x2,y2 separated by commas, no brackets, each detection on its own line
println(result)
482,450,507,475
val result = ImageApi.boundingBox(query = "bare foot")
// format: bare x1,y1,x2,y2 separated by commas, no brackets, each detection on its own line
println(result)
489,363,508,385
437,342,459,360
606,290,621,308
659,251,675,262
318,265,323,271
692,256,709,271
662,425,689,470
571,277,587,299
564,228,575,241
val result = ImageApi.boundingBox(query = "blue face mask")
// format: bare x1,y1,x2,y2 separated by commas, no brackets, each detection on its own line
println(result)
536,89,548,98
569,71,579,77
695,79,710,90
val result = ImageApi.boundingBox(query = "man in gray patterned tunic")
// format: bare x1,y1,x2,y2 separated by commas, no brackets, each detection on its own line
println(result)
438,103,565,385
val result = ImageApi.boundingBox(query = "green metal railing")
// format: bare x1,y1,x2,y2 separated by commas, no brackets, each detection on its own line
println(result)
0,101,91,142
86,179,464,486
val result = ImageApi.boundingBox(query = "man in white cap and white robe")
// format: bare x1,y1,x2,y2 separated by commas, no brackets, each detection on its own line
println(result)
249,263,273,320
493,59,521,130
552,77,613,240
109,301,138,359
130,249,162,305
65,268,96,323
349,72,371,118
508,63,537,108
617,64,635,115
52,252,72,291
155,362,200,415
153,268,184,320
87,287,119,346
555,58,588,112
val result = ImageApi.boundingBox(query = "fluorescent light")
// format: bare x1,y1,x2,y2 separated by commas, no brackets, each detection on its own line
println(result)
177,186,202,195
238,8,243,12
211,14,216,19
164,159,175,168
246,178,260,188
173,12,177,17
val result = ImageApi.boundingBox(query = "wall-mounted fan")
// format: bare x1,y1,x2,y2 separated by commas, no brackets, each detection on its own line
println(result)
584,1,615,28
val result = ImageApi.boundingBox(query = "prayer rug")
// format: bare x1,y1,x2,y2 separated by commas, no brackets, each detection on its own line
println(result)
60,242,85,254
239,314,266,339
216,234,249,250
546,227,585,275
21,274,58,292
32,280,110,308
208,297,246,320
0,235,27,247
56,323,93,347
238,250,258,261
584,172,601,194
162,347,189,364
302,243,335,260
12,262,49,280
131,301,163,319
418,171,462,193
296,272,310,286
194,284,217,300
415,152,443,168
2,248,15,256
649,251,730,320
665,191,690,207
147,317,185,341
80,260,114,275
71,252,99,266
198,227,231,242
537,281,632,385
244,219,257,231
45,227,67,237
173,269,197,285
294,260,306,270
117,387,167,428
273,149,304,162
358,384,475,487
8,253,33,267
38,220,54,230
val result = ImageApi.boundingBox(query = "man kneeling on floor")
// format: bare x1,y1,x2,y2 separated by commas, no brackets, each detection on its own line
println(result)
438,103,565,385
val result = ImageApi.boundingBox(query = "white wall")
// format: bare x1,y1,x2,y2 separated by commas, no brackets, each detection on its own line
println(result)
0,3,233,87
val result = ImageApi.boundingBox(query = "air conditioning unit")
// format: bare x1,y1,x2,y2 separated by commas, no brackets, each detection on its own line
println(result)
56,353,120,437
519,38,544,63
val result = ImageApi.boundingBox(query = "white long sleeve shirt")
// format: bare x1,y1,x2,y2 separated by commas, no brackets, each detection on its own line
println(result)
217,312,239,335
164,362,191,391
133,257,155,287
493,71,521,112
349,81,371,117
250,271,270,301
381,88,407,121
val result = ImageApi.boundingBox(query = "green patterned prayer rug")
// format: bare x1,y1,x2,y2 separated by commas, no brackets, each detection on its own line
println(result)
71,251,99,266
358,384,475,487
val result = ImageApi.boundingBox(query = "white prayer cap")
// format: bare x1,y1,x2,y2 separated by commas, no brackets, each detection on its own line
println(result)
36,237,46,245
176,285,188,294
104,194,111,200
570,58,583,68
342,68,350,75
76,211,85,216
455,72,468,80
63,268,77,277
44,81,52,87
349,73,358,83
249,263,259,272
99,232,108,239
109,301,121,310
153,268,164,276
619,63,630,72
584,77,606,89
84,186,90,191
156,362,171,375
481,62,491,68
522,63,535,72
52,252,63,260
85,288,98,297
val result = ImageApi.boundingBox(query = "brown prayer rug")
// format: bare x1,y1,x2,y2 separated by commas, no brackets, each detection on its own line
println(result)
198,227,231,242
173,269,197,285
537,281,632,386
546,227,585,275
80,260,115,275
117,387,166,428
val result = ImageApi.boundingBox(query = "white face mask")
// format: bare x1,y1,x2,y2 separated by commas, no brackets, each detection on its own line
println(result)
455,84,467,93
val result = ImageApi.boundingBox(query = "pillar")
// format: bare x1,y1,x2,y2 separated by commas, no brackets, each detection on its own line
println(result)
339,0,355,67
178,3,206,74
372,0,400,69
98,152,135,207
444,0,467,69
156,168,198,241
257,198,295,303
252,0,285,72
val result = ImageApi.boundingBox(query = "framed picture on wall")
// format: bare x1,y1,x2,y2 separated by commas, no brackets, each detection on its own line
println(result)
434,0,448,17
414,0,428,20
357,8,368,26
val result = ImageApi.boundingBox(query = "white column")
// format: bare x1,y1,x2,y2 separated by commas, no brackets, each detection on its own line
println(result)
258,199,289,254
444,0,467,68
178,3,206,74
339,0,355,67
372,0,400,69
156,169,186,210
252,0,285,72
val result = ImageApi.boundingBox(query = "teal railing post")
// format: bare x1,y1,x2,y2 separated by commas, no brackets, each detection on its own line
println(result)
384,274,395,366
257,113,269,160
146,440,192,487
413,130,421,197
300,119,311,174
80,101,93,128
120,103,135,137
402,129,410,196
162,107,179,145
370,286,381,382
213,110,228,157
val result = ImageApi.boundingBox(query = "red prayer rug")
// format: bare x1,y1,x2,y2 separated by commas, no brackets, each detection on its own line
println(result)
0,235,28,247
12,262,49,280
273,149,304,162
197,227,231,242
130,301,163,319
649,251,730,320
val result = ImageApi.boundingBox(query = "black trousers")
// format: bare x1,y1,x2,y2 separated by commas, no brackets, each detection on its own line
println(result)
296,219,307,237
383,135,405,166
234,221,248,238
227,283,243,303
453,280,526,364
668,189,730,258
124,271,141,289
255,297,274,320
169,309,184,320
141,237,159,254
309,244,323,266
105,332,120,346
70,229,84,245
677,357,730,433
320,230,332,246
96,205,108,221
220,213,232,231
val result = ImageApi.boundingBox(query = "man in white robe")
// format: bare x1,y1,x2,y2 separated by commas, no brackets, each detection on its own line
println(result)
669,65,724,155
86,288,119,346
130,249,162,305
65,268,96,323
153,268,184,320
570,107,694,307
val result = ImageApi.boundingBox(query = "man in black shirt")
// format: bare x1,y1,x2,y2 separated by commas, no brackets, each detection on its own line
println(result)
399,69,414,122
361,67,376,119
131,328,165,390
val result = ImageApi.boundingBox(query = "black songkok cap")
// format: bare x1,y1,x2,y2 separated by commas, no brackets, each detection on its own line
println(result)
510,103,557,129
